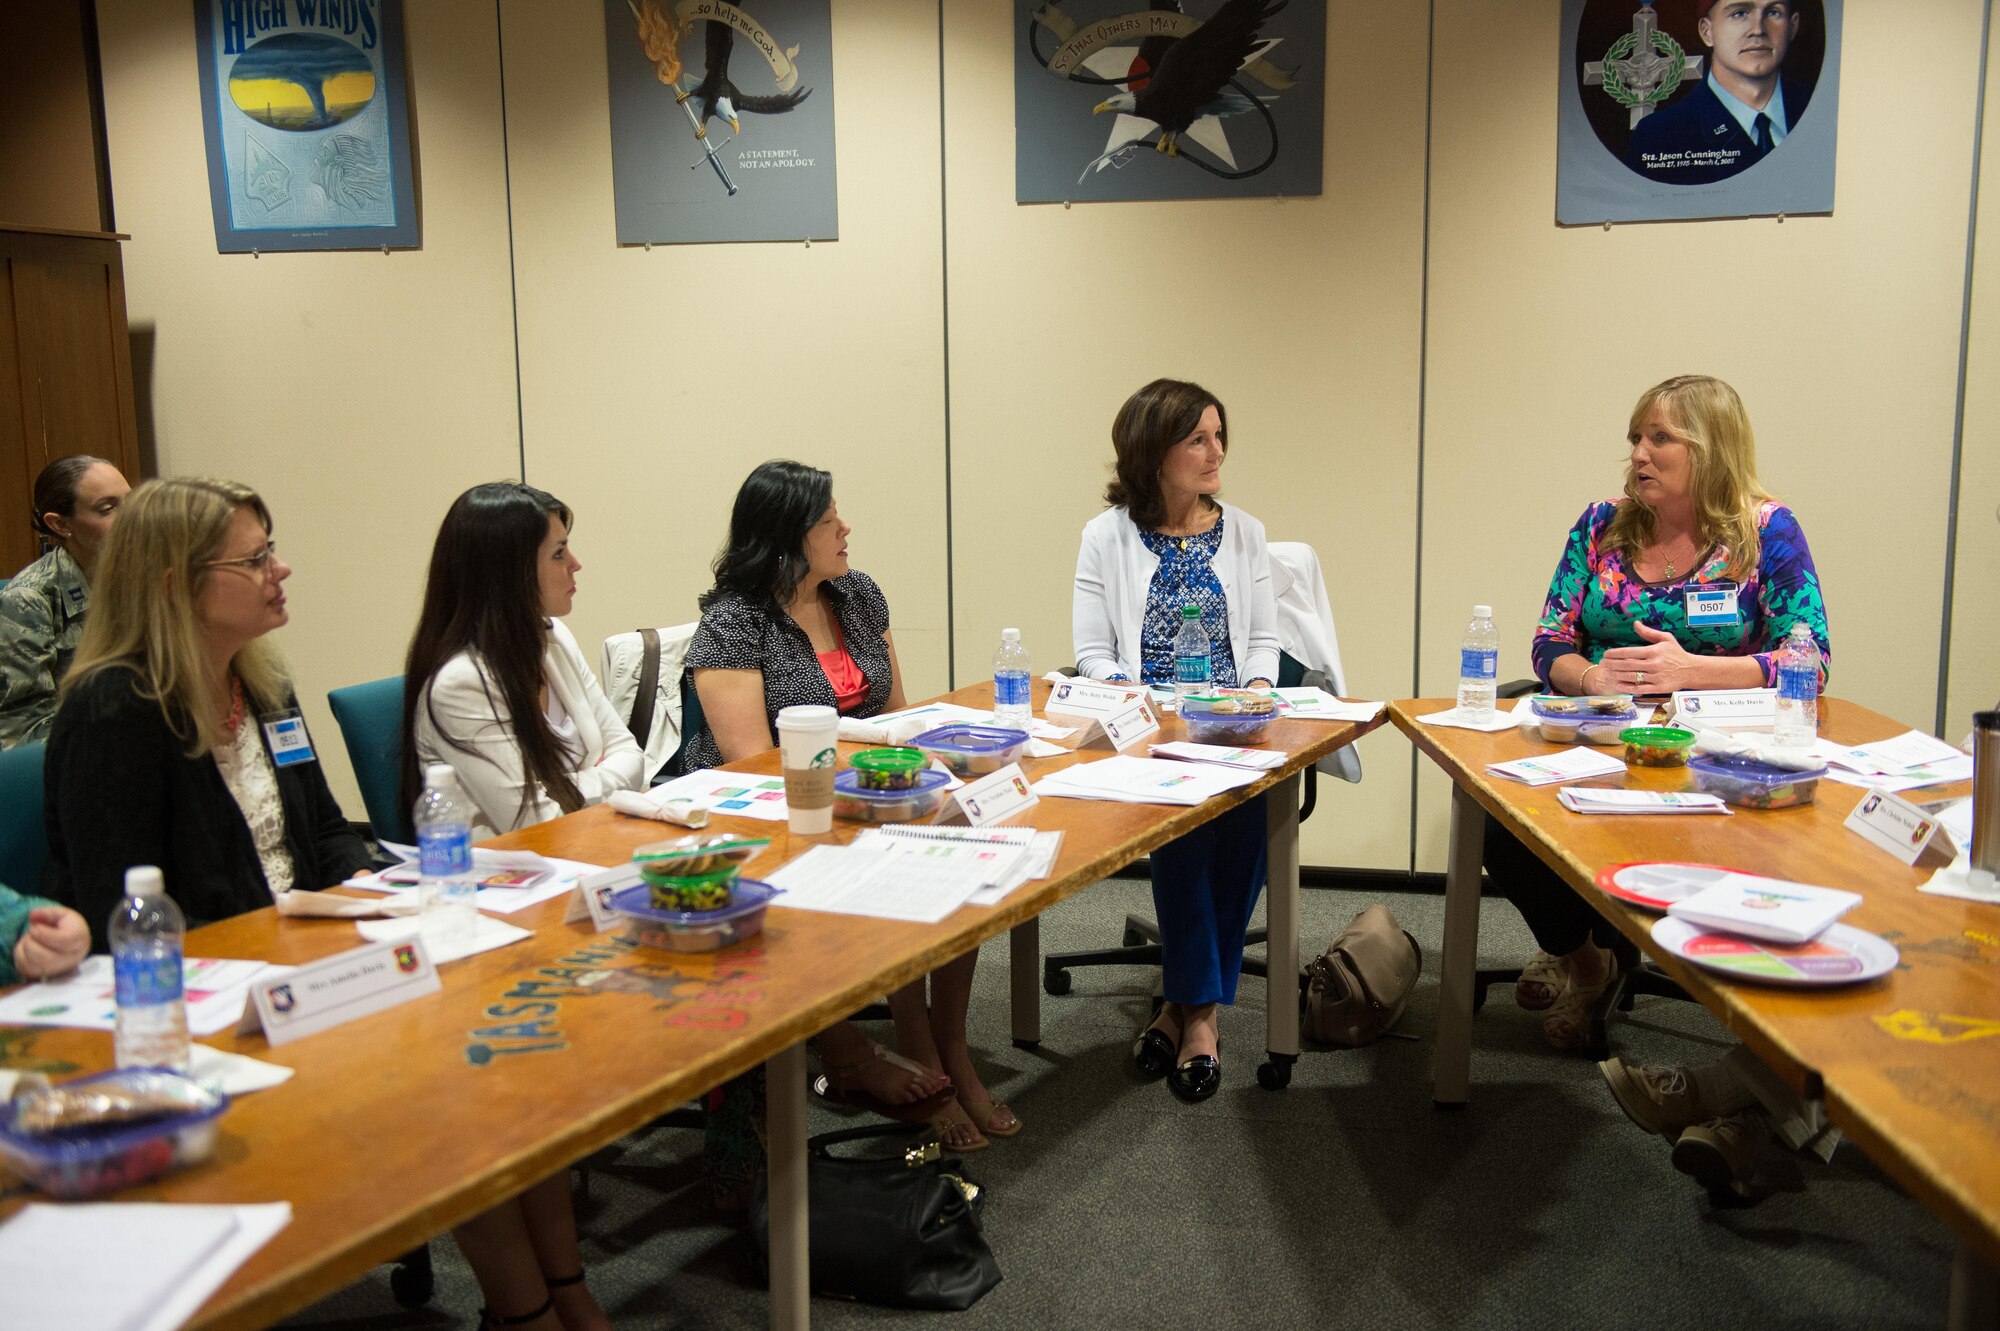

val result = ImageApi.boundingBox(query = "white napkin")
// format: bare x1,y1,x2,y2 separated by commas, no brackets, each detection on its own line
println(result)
837,714,936,747
1920,854,2000,905
1420,705,1523,733
1691,728,1826,771
188,1044,295,1095
276,889,418,919
607,790,709,827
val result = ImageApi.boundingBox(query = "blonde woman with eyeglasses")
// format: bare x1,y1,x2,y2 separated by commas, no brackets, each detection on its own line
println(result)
44,477,371,949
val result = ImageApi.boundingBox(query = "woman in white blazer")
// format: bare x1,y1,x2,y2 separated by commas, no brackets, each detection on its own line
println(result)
399,481,633,1331
1072,378,1279,1104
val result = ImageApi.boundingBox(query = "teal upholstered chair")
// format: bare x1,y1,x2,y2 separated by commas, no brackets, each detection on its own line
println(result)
0,742,48,894
326,676,411,846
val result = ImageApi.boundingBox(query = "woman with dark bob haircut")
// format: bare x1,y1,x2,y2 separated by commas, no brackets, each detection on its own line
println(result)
1073,378,1280,1103
685,460,1020,1169
401,481,637,1329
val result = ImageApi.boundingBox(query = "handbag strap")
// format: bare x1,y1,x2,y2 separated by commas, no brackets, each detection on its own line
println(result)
628,627,661,747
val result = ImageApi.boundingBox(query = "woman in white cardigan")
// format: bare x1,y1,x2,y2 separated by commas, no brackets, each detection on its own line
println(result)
400,481,635,1331
1073,378,1279,1104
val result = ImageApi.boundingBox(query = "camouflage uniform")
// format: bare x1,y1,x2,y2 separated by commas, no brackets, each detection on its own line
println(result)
0,547,89,749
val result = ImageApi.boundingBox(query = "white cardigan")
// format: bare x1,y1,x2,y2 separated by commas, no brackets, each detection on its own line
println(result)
1072,501,1281,686
413,619,645,838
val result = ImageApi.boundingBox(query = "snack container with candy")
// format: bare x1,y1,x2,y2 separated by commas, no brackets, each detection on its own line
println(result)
1687,753,1828,809
631,832,769,879
832,768,952,823
1179,690,1277,745
1619,726,1697,767
1532,693,1637,744
0,1069,228,1200
613,879,778,953
848,747,928,791
911,724,1030,777
641,866,736,912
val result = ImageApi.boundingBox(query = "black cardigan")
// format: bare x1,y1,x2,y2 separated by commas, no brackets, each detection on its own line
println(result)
43,666,373,950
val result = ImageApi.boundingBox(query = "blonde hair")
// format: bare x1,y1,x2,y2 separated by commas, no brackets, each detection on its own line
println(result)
1604,375,1772,580
62,477,290,757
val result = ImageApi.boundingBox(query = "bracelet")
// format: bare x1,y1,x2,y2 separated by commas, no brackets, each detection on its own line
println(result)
1579,663,1602,696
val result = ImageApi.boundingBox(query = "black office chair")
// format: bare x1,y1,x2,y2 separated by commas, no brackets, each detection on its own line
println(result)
1471,679,1692,1060
1040,651,1325,1006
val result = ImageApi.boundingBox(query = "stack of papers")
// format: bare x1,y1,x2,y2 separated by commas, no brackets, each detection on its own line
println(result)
0,957,273,1036
855,825,1063,906
351,846,612,914
1486,747,1627,786
1666,873,1862,944
1149,741,1287,770
1823,730,1973,792
1557,788,1730,816
765,837,1030,923
1034,755,1263,805
1263,688,1386,722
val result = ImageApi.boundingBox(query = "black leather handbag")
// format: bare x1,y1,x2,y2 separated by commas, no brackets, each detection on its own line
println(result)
750,1123,1001,1310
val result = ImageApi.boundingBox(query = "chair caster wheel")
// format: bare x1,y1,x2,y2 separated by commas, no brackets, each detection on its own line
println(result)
1042,967,1073,996
1256,1056,1294,1090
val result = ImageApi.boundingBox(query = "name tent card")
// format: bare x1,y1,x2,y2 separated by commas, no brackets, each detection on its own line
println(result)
952,762,1038,827
1097,698,1161,751
241,939,440,1046
1845,789,1952,868
1043,680,1150,722
566,865,641,931
1670,688,1777,727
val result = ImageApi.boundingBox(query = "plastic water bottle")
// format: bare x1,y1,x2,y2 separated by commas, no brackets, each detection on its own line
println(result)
993,628,1032,731
1173,605,1212,704
110,866,190,1072
1456,604,1499,721
415,763,477,945
1774,623,1822,748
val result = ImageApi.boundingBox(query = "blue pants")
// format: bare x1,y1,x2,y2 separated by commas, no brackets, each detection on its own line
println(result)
1149,793,1269,1006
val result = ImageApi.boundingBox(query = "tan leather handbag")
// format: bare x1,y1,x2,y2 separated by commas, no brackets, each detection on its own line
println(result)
1303,904,1422,1047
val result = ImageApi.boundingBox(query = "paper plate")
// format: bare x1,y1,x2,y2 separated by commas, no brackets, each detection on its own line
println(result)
1595,861,1738,913
1650,916,1899,987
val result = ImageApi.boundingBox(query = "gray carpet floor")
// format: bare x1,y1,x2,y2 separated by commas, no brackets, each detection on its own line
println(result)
282,878,1952,1330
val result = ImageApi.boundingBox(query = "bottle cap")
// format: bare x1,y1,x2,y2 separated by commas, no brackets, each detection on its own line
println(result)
424,763,455,788
124,865,163,898
1181,606,1201,619
1002,628,1020,642
1473,605,1492,618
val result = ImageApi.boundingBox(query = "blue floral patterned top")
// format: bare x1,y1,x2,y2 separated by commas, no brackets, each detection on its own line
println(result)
1136,521,1239,689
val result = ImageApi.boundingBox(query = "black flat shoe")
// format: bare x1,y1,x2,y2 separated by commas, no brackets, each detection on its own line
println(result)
1168,1052,1221,1103
1132,1027,1177,1079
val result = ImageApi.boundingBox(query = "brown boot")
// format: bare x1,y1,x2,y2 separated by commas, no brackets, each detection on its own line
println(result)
1672,1106,1771,1198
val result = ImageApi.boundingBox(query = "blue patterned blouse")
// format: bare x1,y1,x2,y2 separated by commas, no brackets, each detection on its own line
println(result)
1136,521,1239,688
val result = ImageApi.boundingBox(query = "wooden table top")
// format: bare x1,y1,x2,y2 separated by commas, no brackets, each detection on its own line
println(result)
1390,697,2000,1267
2,680,1375,1330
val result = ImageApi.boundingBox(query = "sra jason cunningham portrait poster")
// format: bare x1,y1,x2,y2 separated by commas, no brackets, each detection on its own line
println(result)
1015,0,1325,205
1557,0,1840,225
605,0,837,245
192,0,420,253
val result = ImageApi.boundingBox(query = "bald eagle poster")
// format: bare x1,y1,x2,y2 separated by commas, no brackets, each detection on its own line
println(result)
1016,0,1324,204
605,0,837,244
192,0,419,253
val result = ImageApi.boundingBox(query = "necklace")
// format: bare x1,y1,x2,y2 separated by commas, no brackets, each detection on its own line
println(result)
222,675,246,735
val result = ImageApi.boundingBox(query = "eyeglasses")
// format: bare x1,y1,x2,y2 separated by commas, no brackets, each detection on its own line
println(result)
204,541,280,577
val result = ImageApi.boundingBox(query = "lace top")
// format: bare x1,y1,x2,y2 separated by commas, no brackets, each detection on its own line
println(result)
213,716,296,895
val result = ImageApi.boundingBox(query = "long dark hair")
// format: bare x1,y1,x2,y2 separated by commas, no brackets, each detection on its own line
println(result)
700,460,834,611
1104,378,1227,532
400,482,583,826
32,455,112,542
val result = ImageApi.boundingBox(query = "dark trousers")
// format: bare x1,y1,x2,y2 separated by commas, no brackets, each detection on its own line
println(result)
1150,793,1269,1006
1482,816,1616,956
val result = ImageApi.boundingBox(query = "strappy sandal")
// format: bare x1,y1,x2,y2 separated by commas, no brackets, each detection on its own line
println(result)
481,1294,553,1328
928,1096,990,1152
1543,955,1621,1051
820,1042,951,1117
1515,950,1566,1011
959,1097,1021,1138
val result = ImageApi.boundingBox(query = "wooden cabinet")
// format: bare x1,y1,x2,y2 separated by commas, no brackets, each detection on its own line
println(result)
0,226,141,577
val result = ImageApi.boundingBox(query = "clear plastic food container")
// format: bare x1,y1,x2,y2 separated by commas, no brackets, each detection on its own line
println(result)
631,832,769,879
613,879,777,952
1532,693,1637,744
832,768,953,823
1180,691,1278,745
1687,753,1828,809
0,1070,228,1200
911,724,1031,777
639,865,736,912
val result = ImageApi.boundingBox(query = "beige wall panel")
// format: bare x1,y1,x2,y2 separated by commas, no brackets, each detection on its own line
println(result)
1947,15,1999,742
941,1,1430,871
95,0,522,816
499,0,949,703
1416,1,1986,869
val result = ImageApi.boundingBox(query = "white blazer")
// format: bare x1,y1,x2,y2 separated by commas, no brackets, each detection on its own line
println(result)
414,619,645,838
1072,501,1281,686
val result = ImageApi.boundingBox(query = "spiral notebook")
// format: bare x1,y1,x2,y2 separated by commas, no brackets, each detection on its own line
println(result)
856,825,1064,905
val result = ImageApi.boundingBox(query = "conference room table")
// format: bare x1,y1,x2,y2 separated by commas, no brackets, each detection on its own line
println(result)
0,679,1374,1331
1391,697,1999,1329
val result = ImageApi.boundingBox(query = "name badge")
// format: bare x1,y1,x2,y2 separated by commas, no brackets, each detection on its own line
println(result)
263,709,317,767
566,865,640,931
953,763,1038,827
239,938,440,1046
1845,789,1950,867
1683,583,1740,627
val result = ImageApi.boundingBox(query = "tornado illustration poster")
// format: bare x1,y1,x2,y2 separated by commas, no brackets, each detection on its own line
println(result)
193,0,420,253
